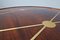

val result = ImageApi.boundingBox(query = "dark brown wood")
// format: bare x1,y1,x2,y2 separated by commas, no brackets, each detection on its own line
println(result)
0,6,60,40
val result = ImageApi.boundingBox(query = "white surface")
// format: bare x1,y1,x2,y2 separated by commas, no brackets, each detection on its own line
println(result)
0,0,60,8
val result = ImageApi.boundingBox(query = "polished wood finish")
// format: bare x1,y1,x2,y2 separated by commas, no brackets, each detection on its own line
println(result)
0,6,60,40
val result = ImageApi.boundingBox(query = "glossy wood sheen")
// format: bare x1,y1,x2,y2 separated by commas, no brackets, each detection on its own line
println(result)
0,6,60,40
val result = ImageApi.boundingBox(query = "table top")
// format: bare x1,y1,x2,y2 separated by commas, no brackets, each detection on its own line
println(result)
0,6,60,40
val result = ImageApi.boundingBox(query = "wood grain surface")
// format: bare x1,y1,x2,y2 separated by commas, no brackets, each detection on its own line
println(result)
0,6,60,40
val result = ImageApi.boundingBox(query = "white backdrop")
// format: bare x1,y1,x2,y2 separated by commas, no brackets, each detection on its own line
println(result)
0,0,60,8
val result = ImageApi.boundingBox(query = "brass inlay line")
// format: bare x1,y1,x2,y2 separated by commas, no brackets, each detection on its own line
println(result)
50,12,60,21
30,26,46,40
0,24,43,32
54,21,60,23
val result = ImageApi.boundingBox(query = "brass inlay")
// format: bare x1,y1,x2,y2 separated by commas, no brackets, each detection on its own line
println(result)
0,24,43,32
42,21,56,28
